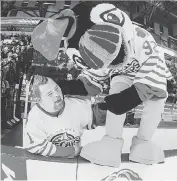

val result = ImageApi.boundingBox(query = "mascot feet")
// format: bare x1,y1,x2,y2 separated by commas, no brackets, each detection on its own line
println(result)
80,135,124,167
129,136,165,165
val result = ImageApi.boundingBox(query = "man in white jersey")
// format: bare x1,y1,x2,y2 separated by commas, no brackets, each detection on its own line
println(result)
24,75,106,158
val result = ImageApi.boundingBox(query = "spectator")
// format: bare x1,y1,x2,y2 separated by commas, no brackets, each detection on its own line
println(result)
67,73,73,80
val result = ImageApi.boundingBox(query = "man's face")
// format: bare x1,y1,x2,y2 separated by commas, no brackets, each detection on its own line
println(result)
39,79,64,113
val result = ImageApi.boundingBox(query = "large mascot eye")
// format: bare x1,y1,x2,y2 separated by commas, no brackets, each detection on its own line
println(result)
100,8,125,27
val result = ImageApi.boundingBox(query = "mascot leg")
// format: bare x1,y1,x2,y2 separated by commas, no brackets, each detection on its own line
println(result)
129,98,166,164
80,76,131,167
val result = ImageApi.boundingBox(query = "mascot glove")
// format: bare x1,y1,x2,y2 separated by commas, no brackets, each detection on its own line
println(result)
98,85,143,115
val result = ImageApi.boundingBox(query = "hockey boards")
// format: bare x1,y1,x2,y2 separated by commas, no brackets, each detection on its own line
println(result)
1,144,177,180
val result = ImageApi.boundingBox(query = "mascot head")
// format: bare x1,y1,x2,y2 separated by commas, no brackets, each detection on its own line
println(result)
79,3,134,70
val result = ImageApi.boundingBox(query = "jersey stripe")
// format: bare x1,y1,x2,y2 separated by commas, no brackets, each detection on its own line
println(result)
135,76,166,86
37,141,50,155
26,139,47,153
138,69,167,79
42,142,53,156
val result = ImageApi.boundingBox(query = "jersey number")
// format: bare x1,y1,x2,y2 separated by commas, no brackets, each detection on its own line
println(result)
143,40,159,55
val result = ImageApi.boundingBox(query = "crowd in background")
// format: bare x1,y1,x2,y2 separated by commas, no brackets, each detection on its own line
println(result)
1,33,33,90
1,33,34,128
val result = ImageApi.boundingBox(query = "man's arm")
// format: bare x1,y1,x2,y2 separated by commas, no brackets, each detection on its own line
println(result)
24,120,78,158
25,134,75,158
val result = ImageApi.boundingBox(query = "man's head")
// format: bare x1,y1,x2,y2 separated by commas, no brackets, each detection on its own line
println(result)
33,75,64,114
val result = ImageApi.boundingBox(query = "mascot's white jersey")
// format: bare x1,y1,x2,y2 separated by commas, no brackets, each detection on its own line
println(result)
24,97,93,156
110,25,172,97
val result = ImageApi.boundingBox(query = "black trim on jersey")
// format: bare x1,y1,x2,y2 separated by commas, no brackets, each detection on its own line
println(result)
98,85,142,115
58,79,88,96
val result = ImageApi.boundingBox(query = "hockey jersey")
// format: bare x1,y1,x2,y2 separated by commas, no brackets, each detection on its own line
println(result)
110,25,172,99
24,97,93,157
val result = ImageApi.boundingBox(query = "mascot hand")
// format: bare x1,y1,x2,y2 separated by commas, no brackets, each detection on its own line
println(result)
99,85,142,115
98,102,108,111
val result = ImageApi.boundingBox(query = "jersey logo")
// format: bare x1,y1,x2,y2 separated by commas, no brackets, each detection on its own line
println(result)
49,129,80,147
111,59,140,76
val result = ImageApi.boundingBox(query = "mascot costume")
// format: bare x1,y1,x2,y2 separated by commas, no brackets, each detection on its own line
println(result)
31,3,172,167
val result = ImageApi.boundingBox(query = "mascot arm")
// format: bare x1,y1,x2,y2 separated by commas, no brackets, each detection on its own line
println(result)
58,79,88,96
98,85,143,115
78,74,103,96
58,72,104,96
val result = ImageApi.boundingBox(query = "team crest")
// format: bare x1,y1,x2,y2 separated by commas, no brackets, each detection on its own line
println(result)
48,128,80,147
111,59,140,77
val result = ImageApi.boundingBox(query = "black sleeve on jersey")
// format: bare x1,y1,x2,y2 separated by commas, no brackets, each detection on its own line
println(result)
98,85,142,115
58,79,88,96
